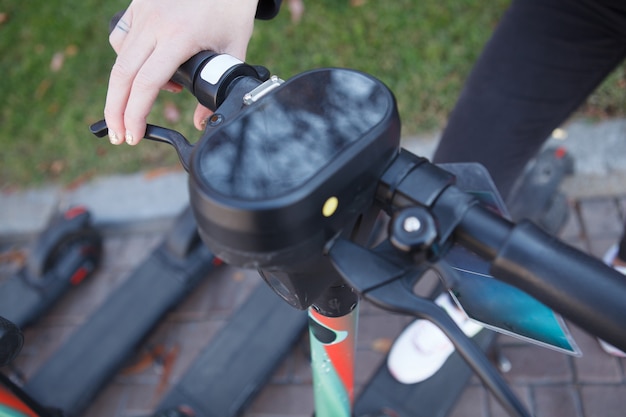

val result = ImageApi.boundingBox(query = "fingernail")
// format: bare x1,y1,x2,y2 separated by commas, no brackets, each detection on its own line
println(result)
109,131,122,145
125,130,134,145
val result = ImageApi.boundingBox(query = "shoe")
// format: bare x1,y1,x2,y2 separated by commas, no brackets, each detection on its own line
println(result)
597,245,626,358
387,293,483,384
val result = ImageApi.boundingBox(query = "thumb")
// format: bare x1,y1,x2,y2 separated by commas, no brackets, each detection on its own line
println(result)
194,104,214,130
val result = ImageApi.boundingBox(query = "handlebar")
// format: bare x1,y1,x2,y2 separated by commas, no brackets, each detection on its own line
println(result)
171,51,271,111
376,149,626,351
108,11,271,112
91,49,626,352
461,201,626,350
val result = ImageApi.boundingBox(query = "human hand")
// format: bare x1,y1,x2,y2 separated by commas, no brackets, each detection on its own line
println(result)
104,0,259,145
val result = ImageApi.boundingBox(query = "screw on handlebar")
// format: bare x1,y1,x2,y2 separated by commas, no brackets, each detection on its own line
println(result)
389,206,438,258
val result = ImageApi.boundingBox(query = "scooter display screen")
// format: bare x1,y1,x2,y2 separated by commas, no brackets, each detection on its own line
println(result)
195,68,397,201
188,68,401,309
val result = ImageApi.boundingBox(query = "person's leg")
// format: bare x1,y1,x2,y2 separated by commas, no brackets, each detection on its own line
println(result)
433,0,626,360
433,0,626,200
389,0,626,381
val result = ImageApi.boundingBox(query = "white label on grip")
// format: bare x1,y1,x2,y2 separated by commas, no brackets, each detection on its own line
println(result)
200,54,243,85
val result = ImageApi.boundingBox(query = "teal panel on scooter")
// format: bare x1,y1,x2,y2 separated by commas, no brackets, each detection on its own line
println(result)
445,245,581,356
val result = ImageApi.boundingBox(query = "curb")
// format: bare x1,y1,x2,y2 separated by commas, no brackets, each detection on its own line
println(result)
0,170,189,244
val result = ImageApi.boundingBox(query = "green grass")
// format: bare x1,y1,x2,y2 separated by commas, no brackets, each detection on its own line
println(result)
249,0,510,132
1,0,624,189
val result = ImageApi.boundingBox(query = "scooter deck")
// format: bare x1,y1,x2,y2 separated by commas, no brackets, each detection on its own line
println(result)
23,207,218,417
156,283,308,417
354,330,495,417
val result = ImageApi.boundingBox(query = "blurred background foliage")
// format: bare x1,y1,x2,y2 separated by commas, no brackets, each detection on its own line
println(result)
0,0,623,188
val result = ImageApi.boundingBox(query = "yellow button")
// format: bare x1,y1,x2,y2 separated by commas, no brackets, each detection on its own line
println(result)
322,196,339,217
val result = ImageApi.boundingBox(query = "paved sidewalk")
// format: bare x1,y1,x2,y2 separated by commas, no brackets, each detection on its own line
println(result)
1,118,626,417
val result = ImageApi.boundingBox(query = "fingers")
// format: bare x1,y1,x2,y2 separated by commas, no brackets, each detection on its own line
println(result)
122,46,185,145
109,8,132,54
102,0,259,147
105,9,136,145
193,104,214,130
105,13,187,146
163,81,184,94
104,30,154,145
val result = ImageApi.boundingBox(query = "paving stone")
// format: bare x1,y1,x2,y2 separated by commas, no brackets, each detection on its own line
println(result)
120,382,165,416
5,188,626,417
269,343,311,385
354,349,385,387
587,236,620,259
356,311,407,350
244,384,315,417
448,385,489,417
577,198,623,239
569,325,624,384
559,200,583,240
499,344,573,384
488,385,531,417
580,385,626,417
617,196,626,219
80,383,128,417
532,385,583,417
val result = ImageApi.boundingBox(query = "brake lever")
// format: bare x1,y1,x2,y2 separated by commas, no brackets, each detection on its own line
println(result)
89,120,194,171
328,237,531,417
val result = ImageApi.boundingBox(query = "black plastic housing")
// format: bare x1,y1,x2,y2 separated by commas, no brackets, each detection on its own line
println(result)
187,68,401,308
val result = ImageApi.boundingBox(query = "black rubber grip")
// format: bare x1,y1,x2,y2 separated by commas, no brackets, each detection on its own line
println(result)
457,205,626,352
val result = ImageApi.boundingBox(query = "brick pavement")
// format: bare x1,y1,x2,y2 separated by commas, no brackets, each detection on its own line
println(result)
2,193,626,417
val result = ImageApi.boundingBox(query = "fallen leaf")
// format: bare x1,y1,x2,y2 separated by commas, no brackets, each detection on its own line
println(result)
49,160,65,175
47,102,60,114
231,271,246,282
65,170,97,191
371,337,393,353
0,249,26,267
153,345,180,404
65,44,78,56
0,13,8,25
35,79,51,99
121,345,166,375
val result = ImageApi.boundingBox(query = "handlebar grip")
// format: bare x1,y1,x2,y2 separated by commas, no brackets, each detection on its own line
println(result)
457,205,626,352
171,52,262,111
